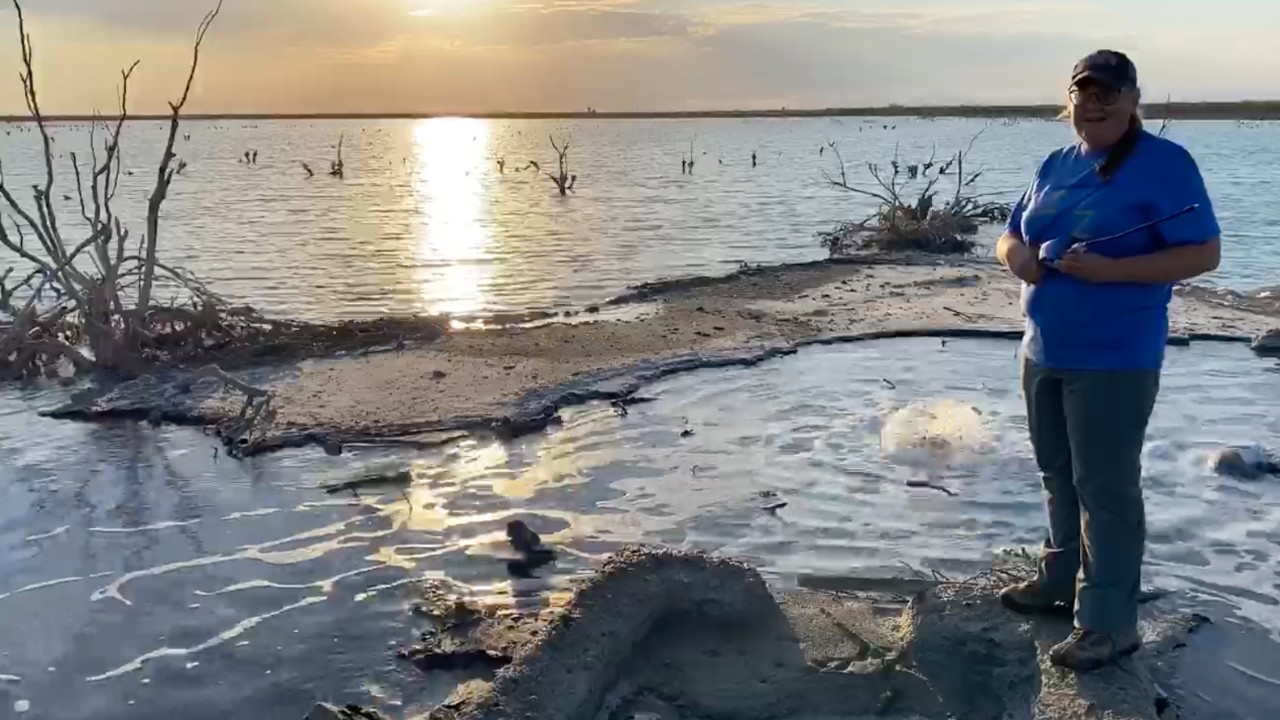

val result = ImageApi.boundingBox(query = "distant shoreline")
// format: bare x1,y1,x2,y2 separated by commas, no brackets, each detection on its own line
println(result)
5,101,1280,123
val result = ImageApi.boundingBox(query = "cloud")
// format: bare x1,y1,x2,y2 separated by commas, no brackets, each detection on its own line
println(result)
15,0,692,48
412,6,694,48
11,0,416,48
678,7,1132,107
0,0,1274,114
8,1,697,59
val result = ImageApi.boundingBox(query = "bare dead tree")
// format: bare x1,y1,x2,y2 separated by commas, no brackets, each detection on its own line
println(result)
545,135,575,196
329,134,345,178
819,127,1012,256
0,0,270,383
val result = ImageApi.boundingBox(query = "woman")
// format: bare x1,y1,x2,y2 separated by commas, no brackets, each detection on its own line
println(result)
995,50,1221,672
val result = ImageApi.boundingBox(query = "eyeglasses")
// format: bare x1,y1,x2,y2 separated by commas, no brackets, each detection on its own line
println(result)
1069,85,1122,107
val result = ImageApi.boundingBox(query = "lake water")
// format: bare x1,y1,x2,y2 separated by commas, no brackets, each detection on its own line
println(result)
0,117,1277,321
2,339,1280,719
2,119,1280,719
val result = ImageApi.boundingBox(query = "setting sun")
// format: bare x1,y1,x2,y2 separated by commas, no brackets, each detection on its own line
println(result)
409,0,483,16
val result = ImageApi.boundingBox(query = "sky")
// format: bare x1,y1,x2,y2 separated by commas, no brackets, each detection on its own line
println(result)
1,0,1277,115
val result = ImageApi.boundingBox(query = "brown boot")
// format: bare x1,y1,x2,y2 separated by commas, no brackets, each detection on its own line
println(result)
999,580,1074,617
1049,628,1142,672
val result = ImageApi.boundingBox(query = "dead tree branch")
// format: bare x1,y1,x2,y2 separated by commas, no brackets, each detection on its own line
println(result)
138,0,223,313
1157,94,1174,138
820,126,1012,257
329,134,345,178
820,142,894,205
545,135,575,196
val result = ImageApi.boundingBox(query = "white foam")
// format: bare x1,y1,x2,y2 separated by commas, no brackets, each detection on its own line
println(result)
0,572,115,603
85,596,326,682
880,398,994,468
88,519,201,534
24,525,70,542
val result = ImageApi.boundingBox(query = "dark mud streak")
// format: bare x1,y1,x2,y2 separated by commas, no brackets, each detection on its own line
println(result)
604,255,945,306
1185,332,1253,344
798,327,1025,345
605,260,843,305
502,343,799,421
39,326,1262,458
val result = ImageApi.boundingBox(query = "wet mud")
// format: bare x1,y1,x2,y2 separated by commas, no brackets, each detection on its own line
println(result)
407,546,1204,720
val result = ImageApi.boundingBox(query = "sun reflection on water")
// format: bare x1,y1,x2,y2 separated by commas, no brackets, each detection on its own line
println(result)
412,117,494,317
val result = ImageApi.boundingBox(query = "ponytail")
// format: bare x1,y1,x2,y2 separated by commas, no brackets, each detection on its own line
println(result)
1095,113,1142,181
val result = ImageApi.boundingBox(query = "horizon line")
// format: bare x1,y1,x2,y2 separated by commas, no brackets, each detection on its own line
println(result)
5,100,1280,123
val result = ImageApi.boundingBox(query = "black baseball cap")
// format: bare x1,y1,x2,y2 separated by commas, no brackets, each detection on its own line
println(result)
1070,50,1138,90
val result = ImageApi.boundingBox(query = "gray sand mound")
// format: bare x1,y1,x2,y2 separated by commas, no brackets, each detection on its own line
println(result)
416,546,1203,720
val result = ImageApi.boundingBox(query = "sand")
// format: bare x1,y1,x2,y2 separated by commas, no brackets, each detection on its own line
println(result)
262,258,1276,435
48,255,1280,454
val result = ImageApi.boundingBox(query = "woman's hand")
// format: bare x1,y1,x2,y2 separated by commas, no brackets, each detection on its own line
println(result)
1054,248,1118,283
1013,248,1044,284
1010,245,1045,284
997,234,1044,285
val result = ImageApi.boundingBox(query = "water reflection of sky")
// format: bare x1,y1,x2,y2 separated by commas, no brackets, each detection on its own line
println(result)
1,340,1279,718
2,119,1277,322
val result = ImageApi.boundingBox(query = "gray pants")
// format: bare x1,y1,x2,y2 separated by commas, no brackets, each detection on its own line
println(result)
1021,359,1160,635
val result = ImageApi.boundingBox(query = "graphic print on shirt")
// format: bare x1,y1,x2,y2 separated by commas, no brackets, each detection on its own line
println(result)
1071,207,1097,240
1019,150,1115,245
1026,188,1065,241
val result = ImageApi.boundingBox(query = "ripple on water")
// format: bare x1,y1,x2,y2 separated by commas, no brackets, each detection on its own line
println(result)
2,119,1278,322
1,338,1279,719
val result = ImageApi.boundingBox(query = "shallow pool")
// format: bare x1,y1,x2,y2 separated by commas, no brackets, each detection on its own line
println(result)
1,338,1278,719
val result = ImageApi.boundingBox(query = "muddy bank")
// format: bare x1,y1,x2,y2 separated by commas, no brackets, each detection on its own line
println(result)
46,256,1280,455
382,546,1201,720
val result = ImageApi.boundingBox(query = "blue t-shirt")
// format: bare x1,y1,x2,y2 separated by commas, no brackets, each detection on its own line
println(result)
1006,129,1220,371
